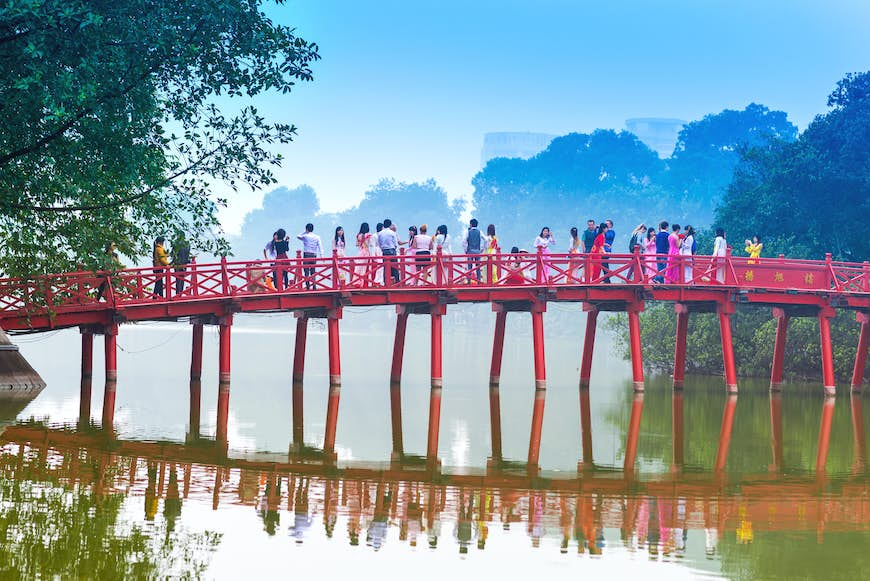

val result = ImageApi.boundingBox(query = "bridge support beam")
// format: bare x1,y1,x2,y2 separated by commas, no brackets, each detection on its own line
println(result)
623,393,644,477
851,312,869,393
189,323,203,437
714,395,738,472
673,305,689,390
672,391,684,470
816,395,835,475
818,308,836,396
324,309,342,455
216,316,232,445
390,309,408,454
627,303,645,392
717,304,738,393
489,309,506,460
770,309,789,391
770,393,783,473
79,331,93,426
101,324,118,431
292,315,307,449
426,304,446,461
579,307,598,388
528,303,547,468
579,386,593,466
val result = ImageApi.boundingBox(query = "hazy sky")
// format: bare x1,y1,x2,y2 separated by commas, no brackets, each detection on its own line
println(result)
218,0,870,233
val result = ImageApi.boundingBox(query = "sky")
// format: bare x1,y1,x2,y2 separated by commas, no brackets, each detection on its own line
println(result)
217,0,870,233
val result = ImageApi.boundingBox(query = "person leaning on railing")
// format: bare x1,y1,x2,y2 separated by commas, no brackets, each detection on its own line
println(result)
96,242,122,301
152,236,170,297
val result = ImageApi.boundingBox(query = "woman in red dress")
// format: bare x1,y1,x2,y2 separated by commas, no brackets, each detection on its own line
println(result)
590,223,608,282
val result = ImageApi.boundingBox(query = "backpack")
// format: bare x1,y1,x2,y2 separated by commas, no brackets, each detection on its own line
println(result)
629,232,641,253
467,228,482,253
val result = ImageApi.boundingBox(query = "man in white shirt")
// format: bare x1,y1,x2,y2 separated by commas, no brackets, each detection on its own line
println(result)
297,223,323,289
377,218,400,284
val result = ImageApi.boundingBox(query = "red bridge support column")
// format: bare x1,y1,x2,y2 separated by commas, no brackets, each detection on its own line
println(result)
324,308,343,456
101,324,118,431
489,308,507,460
528,304,547,468
851,312,869,393
770,393,783,473
579,387,593,467
673,304,689,390
816,395,835,475
623,393,644,477
714,395,738,473
189,323,203,436
851,395,866,474
579,306,598,388
426,305,446,462
627,302,645,392
216,316,232,445
80,330,93,425
390,308,408,454
292,316,308,383
819,307,836,396
770,309,789,392
717,303,738,394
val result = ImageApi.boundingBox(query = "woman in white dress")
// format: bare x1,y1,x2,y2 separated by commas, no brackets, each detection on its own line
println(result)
712,227,727,283
354,223,372,285
679,225,695,284
533,226,557,282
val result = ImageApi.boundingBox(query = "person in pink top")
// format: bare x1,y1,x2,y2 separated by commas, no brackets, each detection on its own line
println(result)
644,227,658,281
665,224,681,283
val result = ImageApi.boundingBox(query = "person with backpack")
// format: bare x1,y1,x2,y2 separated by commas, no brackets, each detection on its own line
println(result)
628,223,646,281
463,218,484,282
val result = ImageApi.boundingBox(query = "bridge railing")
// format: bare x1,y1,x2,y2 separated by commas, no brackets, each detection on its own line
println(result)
0,251,867,318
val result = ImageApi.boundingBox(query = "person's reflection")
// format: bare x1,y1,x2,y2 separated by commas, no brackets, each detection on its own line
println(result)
455,488,474,554
634,496,650,552
647,497,660,559
559,496,573,554
500,488,521,532
346,480,363,546
425,483,443,549
477,488,491,550
144,461,159,521
259,473,281,536
704,498,718,559
405,483,424,547
238,469,259,503
674,497,687,558
527,490,544,548
288,477,311,543
163,464,182,536
324,479,339,539
367,481,389,551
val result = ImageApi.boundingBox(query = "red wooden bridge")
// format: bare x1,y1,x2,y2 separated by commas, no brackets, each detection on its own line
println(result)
1,249,868,466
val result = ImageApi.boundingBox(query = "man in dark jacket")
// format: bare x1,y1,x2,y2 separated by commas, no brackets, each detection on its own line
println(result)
582,220,597,253
654,221,670,283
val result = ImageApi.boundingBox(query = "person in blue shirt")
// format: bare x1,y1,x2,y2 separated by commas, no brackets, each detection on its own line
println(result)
654,221,670,283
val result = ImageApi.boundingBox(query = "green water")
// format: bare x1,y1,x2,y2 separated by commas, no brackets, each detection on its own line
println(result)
2,309,867,579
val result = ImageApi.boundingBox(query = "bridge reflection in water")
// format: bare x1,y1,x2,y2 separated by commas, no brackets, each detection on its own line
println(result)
2,390,867,562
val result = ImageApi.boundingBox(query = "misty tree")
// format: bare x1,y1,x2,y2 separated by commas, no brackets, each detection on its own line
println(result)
0,0,319,276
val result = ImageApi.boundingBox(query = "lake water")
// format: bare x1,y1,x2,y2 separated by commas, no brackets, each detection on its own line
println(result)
1,305,867,579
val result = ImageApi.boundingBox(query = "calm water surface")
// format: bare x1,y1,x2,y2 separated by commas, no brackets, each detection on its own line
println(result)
2,306,868,579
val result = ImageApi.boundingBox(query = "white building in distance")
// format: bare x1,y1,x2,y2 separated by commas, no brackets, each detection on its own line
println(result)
624,118,686,158
481,132,555,167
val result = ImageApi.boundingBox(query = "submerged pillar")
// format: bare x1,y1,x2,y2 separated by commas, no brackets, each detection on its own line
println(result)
528,304,547,467
672,391,684,469
216,316,232,444
426,304,446,461
818,308,836,396
324,308,343,455
714,395,738,472
717,303,738,394
623,393,644,476
101,324,118,430
851,312,869,393
80,331,93,425
579,307,598,388
816,396,835,475
189,323,203,436
770,309,789,391
852,395,866,474
579,387,593,466
627,303,645,392
770,393,783,472
673,304,689,389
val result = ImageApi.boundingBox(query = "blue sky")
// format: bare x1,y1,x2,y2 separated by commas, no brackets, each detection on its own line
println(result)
219,0,870,232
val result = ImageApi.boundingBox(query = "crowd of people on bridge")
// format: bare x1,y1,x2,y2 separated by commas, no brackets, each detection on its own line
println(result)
253,218,762,289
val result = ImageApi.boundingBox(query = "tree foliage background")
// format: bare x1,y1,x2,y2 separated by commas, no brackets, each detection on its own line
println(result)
0,0,319,276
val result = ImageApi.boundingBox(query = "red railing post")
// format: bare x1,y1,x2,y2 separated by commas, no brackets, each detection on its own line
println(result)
435,247,444,287
190,256,199,297
584,252,592,284
864,261,870,293
332,248,340,289
43,277,53,310
632,246,642,284
725,246,734,286
535,247,544,285
295,250,303,289
825,253,834,290
220,256,230,295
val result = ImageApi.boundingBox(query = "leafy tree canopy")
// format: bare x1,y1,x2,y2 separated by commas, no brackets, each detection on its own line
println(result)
0,0,319,276
717,72,870,261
